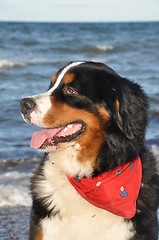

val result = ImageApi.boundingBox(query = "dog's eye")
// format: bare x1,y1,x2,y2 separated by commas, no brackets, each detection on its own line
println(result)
63,87,78,96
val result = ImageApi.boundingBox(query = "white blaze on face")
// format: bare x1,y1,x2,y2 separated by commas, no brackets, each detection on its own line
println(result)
48,61,84,94
28,61,84,127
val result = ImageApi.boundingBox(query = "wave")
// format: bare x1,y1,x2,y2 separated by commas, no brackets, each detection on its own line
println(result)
0,171,32,207
0,58,53,69
151,144,159,161
0,59,26,69
80,45,115,54
0,145,159,207
95,45,114,51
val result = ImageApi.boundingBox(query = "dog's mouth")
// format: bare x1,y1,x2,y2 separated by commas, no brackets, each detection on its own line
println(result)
30,121,86,151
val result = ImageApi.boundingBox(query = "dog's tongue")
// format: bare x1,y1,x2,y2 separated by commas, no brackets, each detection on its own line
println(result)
30,123,83,149
30,128,62,149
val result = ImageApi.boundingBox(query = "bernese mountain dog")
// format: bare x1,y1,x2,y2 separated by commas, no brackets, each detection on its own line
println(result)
20,61,159,240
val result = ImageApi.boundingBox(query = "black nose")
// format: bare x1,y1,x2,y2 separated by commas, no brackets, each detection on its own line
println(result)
20,98,36,114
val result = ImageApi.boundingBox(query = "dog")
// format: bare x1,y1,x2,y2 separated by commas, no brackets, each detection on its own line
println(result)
20,61,159,240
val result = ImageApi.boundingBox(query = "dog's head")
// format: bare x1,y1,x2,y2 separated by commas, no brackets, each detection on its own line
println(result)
20,61,148,175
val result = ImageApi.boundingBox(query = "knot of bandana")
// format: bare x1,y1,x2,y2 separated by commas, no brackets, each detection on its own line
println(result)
67,156,142,219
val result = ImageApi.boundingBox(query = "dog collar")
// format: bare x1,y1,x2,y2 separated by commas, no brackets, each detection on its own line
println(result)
67,156,142,219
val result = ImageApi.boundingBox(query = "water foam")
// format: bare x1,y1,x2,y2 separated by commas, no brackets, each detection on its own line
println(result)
151,144,159,159
0,59,26,69
0,58,50,69
0,171,32,207
81,45,114,54
95,45,114,51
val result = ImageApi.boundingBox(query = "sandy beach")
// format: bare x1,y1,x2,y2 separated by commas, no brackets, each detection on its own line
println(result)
0,207,30,240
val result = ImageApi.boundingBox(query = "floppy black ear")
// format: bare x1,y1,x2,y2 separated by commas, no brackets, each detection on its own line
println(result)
101,81,134,140
106,91,135,140
107,78,149,142
113,97,134,139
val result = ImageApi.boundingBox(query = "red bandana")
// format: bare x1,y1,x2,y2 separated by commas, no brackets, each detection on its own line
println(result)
67,156,142,219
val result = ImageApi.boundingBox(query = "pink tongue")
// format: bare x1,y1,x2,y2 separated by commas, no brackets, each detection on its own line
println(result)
30,128,62,149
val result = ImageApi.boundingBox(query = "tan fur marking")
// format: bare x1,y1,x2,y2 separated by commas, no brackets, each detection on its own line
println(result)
43,97,106,166
115,99,122,126
51,74,57,84
34,225,43,240
63,73,75,84
96,105,110,122
77,120,104,166
77,106,110,165
115,99,120,111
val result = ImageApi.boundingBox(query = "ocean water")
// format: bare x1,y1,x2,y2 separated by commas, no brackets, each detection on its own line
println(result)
0,22,159,239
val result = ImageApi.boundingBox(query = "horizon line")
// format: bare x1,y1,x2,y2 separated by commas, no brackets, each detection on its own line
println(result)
0,19,159,24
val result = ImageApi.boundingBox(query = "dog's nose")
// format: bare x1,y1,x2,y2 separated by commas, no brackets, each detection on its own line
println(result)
20,98,36,114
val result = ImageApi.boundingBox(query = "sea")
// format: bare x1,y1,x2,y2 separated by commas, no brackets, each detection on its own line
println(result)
0,21,159,239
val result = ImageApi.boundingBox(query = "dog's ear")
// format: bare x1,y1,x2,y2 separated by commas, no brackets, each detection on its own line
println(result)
105,88,134,140
112,97,134,139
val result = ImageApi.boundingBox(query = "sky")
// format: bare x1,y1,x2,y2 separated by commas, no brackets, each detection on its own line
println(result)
0,0,159,22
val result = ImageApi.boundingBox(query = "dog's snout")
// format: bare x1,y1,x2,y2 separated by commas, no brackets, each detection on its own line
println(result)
20,98,36,114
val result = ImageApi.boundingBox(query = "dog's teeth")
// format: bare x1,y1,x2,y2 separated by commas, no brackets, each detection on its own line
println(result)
64,127,68,132
68,124,73,129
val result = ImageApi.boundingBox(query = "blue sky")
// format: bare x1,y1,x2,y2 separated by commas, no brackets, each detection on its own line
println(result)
0,0,159,22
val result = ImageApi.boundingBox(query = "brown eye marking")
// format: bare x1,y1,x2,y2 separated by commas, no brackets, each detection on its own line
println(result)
51,74,58,84
63,73,76,84
63,86,78,96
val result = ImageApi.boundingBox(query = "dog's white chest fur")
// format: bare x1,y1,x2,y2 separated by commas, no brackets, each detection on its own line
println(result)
36,148,135,240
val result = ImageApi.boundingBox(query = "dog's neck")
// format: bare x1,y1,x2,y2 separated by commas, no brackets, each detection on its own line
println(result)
47,144,94,178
